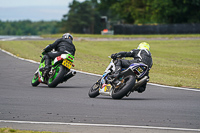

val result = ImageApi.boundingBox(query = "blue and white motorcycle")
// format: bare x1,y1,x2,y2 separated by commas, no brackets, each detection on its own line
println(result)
88,57,149,99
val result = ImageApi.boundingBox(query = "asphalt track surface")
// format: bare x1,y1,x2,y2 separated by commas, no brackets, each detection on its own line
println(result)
0,49,200,133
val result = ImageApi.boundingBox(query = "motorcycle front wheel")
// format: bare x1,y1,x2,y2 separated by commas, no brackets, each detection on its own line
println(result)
48,65,67,88
111,75,136,99
88,79,100,98
31,73,40,87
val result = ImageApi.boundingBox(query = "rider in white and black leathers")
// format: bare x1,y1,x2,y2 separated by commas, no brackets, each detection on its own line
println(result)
110,42,153,93
42,33,76,71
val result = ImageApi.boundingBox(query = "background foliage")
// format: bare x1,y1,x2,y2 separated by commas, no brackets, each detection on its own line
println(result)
0,20,58,35
1,0,200,35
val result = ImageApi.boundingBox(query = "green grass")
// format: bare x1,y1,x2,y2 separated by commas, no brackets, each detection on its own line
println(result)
0,38,200,89
0,128,66,133
41,33,200,39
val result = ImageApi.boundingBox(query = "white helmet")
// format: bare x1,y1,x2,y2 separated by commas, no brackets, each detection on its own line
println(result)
62,33,73,41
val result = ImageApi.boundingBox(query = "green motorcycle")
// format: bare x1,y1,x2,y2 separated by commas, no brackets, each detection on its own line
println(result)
31,52,76,88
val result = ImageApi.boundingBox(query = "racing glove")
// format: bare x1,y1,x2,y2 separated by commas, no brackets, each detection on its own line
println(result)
111,53,117,59
111,53,122,59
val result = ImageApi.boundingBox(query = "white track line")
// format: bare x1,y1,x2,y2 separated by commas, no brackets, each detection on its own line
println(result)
0,48,199,92
0,120,200,132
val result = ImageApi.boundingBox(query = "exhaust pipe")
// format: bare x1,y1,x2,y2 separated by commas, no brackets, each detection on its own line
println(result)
62,70,76,82
131,76,149,92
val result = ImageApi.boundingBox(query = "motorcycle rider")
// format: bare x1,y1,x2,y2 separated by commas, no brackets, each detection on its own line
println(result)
109,42,153,93
41,33,76,72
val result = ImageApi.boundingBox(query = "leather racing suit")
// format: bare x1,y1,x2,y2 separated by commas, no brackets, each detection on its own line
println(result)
42,37,76,69
112,48,153,93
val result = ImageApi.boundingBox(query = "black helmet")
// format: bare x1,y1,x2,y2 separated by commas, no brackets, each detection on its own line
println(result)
62,33,73,41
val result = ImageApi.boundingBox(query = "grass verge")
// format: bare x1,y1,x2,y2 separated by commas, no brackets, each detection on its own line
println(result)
0,128,65,133
41,33,200,39
0,38,199,89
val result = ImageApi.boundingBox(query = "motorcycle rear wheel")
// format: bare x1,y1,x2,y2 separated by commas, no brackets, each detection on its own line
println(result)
48,65,67,88
111,75,135,99
88,80,100,98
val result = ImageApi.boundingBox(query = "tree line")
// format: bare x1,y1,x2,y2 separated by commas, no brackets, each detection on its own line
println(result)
0,20,58,35
1,0,200,35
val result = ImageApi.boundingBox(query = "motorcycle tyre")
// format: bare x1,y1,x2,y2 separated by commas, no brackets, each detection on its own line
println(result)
48,65,67,88
88,81,100,98
31,73,40,87
112,75,135,99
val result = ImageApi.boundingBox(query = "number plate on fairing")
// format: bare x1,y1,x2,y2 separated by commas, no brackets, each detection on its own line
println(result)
137,67,143,73
99,84,112,96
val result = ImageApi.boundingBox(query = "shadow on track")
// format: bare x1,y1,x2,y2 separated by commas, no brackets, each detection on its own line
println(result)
95,96,160,101
31,85,87,89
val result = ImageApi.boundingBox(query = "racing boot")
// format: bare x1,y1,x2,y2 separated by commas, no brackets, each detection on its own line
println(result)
44,58,51,72
136,86,146,93
108,66,121,79
135,83,147,93
40,58,51,73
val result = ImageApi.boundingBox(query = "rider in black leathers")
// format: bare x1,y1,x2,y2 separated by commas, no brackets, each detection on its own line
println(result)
110,42,153,93
42,33,76,71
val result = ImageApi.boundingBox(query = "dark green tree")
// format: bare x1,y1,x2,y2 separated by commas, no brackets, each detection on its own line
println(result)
59,0,102,34
97,0,200,24
150,0,200,23
111,0,151,24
